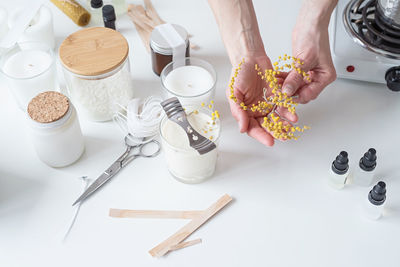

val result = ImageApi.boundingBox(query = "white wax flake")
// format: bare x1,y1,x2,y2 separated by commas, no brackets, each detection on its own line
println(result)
69,69,133,121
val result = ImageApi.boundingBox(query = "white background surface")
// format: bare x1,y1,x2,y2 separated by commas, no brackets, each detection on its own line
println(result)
1,1,400,266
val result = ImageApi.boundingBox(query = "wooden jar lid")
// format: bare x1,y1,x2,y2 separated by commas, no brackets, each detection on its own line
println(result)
59,27,129,76
28,91,70,123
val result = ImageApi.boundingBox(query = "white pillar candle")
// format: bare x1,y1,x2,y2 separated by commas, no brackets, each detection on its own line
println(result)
163,65,215,105
0,7,8,40
1,47,57,109
9,6,55,49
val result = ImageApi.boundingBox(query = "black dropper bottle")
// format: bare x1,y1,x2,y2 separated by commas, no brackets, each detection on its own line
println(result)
331,151,349,175
103,5,116,30
353,148,377,186
91,0,103,9
329,151,349,189
368,181,386,205
360,148,377,171
365,181,387,220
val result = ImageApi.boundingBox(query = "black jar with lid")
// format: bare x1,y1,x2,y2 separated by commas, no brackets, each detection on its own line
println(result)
150,24,190,76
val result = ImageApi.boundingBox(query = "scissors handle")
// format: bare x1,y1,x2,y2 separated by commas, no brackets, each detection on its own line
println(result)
137,140,161,158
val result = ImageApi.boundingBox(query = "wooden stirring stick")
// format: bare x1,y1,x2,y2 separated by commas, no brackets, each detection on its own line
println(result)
169,238,202,251
148,194,232,258
109,209,203,219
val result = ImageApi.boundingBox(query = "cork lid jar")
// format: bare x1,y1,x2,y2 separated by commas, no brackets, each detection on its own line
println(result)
26,91,85,167
59,27,129,77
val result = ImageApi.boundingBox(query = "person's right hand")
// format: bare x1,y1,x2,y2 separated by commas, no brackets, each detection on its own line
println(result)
227,55,298,146
281,7,337,103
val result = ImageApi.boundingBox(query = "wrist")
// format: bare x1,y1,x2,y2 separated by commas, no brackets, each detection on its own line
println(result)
298,0,338,30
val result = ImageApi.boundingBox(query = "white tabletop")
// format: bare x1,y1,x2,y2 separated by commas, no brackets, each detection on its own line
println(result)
1,1,399,266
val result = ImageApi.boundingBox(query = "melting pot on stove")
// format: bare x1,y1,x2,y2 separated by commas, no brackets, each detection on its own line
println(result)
344,0,400,91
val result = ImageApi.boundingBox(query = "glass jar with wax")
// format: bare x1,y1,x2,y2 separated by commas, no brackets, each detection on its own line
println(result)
161,57,216,106
59,27,133,122
160,105,220,184
150,24,190,76
0,42,58,110
26,91,85,167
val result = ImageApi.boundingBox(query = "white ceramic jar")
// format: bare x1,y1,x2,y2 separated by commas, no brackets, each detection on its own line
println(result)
59,27,133,121
160,106,220,183
27,91,85,167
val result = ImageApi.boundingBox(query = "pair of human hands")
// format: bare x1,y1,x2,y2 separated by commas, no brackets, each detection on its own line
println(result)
228,25,336,146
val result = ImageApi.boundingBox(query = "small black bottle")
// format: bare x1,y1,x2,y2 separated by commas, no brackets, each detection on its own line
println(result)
102,5,116,30
364,181,386,220
353,148,377,186
329,151,349,189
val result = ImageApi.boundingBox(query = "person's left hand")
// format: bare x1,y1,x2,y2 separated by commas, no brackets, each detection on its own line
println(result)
227,55,298,146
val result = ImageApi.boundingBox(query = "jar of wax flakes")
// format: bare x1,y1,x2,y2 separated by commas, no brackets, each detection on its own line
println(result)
59,27,133,121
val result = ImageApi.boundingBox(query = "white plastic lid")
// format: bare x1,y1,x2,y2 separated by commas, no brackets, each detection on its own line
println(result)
150,24,189,55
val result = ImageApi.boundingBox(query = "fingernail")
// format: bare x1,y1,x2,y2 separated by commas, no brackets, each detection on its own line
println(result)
282,85,294,95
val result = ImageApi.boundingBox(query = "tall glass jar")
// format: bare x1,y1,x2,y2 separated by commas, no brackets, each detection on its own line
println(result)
59,27,133,121
26,91,85,167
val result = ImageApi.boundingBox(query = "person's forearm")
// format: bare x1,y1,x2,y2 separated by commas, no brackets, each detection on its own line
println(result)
208,0,265,66
297,0,338,30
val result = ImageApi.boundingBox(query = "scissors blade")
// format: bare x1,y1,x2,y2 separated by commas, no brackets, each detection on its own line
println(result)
72,161,121,206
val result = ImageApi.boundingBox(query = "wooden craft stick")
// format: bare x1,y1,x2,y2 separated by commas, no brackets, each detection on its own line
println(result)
149,194,232,258
143,0,165,25
169,238,202,251
109,209,203,219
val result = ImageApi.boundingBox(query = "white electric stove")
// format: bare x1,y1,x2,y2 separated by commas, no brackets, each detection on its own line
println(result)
330,0,400,91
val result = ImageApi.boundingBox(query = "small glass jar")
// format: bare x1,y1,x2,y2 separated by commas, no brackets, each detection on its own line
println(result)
26,91,85,167
59,27,133,122
87,0,103,25
0,42,57,110
150,24,190,76
160,106,220,184
161,57,217,106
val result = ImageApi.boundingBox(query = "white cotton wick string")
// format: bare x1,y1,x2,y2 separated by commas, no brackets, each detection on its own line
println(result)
62,176,90,243
113,97,163,145
156,23,186,68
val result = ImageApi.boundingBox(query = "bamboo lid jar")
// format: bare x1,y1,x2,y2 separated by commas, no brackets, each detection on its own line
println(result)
59,27,133,121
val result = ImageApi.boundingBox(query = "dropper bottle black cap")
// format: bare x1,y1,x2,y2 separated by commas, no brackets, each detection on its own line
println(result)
368,181,386,205
331,151,349,175
102,5,116,30
359,148,377,171
91,0,103,8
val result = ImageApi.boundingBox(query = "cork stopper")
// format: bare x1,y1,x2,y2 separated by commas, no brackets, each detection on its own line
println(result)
28,91,70,123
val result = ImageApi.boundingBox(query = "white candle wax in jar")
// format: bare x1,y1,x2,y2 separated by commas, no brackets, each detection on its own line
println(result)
161,58,216,106
1,45,57,109
160,108,220,183
9,6,55,49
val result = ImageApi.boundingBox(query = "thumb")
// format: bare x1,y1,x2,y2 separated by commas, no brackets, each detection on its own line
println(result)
281,70,305,96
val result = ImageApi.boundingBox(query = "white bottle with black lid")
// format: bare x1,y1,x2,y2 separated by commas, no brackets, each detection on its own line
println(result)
353,148,377,186
364,181,386,220
329,151,349,189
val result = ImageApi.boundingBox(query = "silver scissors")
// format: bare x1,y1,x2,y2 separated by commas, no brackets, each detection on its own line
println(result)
72,135,161,206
